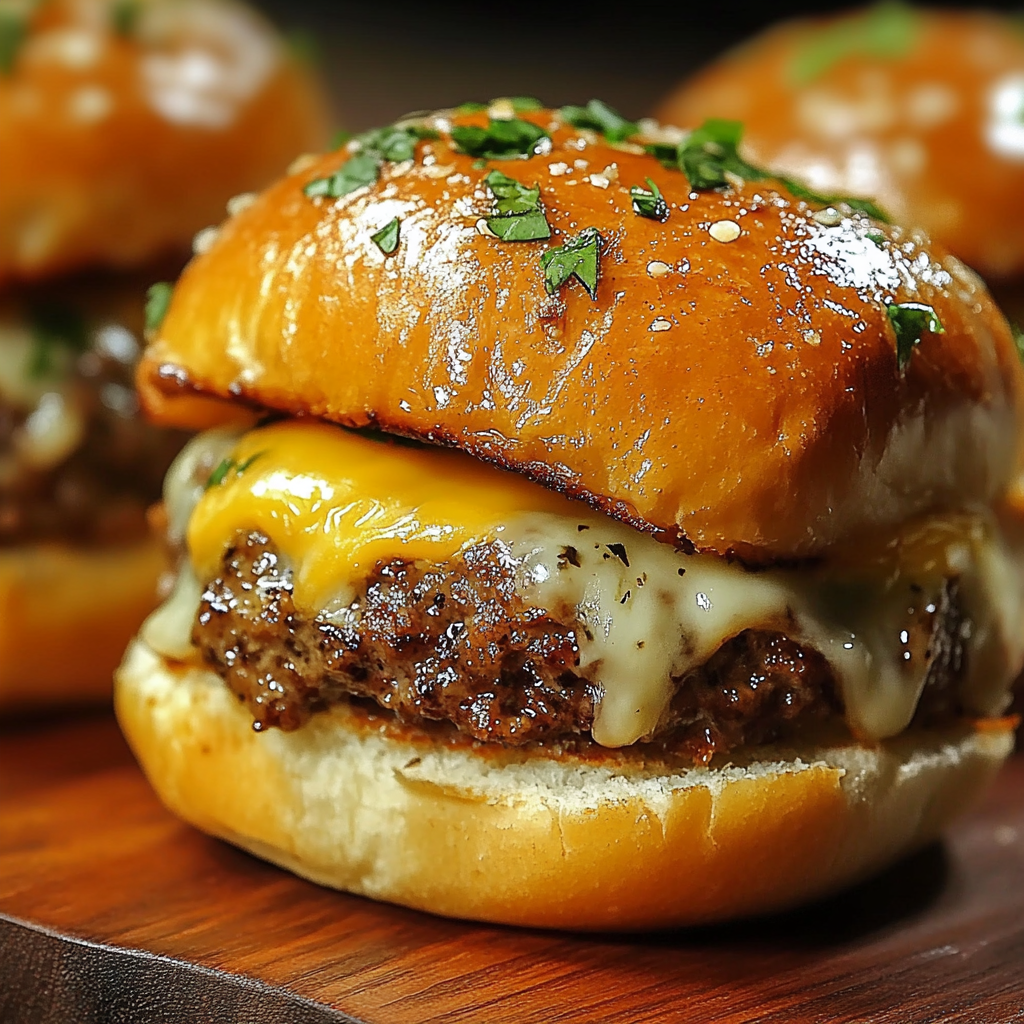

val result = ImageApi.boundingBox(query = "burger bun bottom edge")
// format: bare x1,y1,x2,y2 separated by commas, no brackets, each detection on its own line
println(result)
115,639,1014,931
0,540,165,711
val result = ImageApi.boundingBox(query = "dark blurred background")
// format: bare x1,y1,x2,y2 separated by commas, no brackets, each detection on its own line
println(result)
253,0,1024,131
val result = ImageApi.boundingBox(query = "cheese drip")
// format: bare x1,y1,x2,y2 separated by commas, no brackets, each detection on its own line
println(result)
158,421,1024,749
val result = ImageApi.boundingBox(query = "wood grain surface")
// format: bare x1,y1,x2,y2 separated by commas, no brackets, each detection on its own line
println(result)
2,711,1023,1023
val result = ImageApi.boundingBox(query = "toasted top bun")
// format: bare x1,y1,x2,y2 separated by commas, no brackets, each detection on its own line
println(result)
654,6,1024,281
0,0,329,282
138,104,1024,562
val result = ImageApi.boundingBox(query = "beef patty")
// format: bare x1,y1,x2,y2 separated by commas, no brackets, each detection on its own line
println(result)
193,530,968,763
0,316,186,545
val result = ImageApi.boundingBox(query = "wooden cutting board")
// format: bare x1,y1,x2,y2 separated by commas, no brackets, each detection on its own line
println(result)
2,710,1023,1023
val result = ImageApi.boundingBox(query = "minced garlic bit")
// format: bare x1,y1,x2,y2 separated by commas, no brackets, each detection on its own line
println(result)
475,218,498,238
802,329,821,347
649,317,673,332
68,85,112,124
646,261,672,278
192,226,220,255
709,220,741,243
548,162,570,176
226,192,258,217
587,174,610,189
287,153,319,176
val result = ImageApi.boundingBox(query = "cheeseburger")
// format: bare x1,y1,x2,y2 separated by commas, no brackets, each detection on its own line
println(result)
118,101,1024,930
654,4,1024,284
0,0,328,708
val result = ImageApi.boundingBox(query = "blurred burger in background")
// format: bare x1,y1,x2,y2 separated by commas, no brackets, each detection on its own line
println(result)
0,0,329,709
653,3,1024,313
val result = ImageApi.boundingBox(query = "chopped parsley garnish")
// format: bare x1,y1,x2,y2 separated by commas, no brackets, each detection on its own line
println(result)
483,170,550,241
451,117,549,160
111,0,140,37
630,178,669,221
0,7,26,75
304,124,438,200
559,99,639,144
145,282,174,333
541,228,602,299
304,152,378,199
331,128,353,149
886,302,943,373
676,119,766,190
779,176,889,222
789,1,918,86
27,304,89,379
359,124,438,163
646,118,889,220
458,97,543,115
1012,323,1024,365
866,229,887,247
285,27,319,67
371,216,401,254
205,452,265,490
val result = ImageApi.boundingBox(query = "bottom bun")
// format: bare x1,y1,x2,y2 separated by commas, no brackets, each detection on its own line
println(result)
0,540,165,710
116,639,1014,931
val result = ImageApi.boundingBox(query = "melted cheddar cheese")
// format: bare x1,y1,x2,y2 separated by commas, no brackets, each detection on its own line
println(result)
187,421,578,612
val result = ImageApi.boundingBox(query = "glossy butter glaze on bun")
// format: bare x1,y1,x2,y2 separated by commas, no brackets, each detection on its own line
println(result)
137,104,1024,563
654,5,1024,282
0,0,329,282
121,102,1024,928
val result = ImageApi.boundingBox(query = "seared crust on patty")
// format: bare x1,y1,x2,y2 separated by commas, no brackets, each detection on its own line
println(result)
192,530,971,762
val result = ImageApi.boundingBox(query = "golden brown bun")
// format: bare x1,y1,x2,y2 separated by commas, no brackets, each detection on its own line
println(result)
0,540,164,709
115,639,1015,930
138,106,1024,562
655,7,1024,281
0,0,329,282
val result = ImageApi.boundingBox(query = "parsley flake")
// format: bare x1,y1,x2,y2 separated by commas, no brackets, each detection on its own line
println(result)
371,216,401,254
205,451,265,490
27,304,89,379
285,27,319,67
360,124,438,163
630,178,669,221
677,119,766,190
1012,323,1024,365
866,229,887,247
780,176,890,222
304,151,379,199
483,170,550,241
541,228,602,300
111,0,140,37
560,99,639,144
887,302,943,373
451,117,549,160
789,1,919,86
456,101,488,114
145,282,174,333
646,118,889,220
304,124,438,200
510,96,544,112
0,8,26,75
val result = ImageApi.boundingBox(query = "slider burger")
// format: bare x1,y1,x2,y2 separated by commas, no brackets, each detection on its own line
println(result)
0,0,329,281
653,4,1024,285
0,0,328,708
119,100,1024,929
